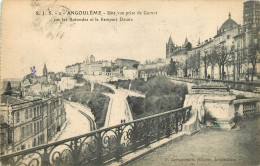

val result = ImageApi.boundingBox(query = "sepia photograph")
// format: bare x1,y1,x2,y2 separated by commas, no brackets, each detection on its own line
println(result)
0,0,259,165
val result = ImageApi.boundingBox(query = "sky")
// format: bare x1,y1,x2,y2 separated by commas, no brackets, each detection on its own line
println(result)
1,0,246,79
0,0,2,43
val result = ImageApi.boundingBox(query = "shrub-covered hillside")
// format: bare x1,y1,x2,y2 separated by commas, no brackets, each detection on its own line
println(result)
126,76,188,119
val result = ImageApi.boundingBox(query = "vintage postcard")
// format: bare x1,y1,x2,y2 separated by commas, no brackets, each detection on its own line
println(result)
0,0,259,165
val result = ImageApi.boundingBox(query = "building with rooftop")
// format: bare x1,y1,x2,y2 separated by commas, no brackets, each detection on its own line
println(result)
0,95,66,155
166,4,260,81
115,58,139,68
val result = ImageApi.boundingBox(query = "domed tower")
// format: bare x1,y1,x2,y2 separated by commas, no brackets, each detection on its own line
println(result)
166,36,175,58
218,12,238,34
90,55,95,63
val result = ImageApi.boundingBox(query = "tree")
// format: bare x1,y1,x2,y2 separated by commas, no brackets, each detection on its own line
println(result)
4,82,12,95
201,50,210,78
207,48,219,79
168,58,177,76
158,65,168,76
156,58,163,63
208,46,223,80
231,44,236,81
236,46,247,81
210,44,232,80
184,60,188,77
186,53,200,77
219,45,232,80
132,63,139,69
247,35,259,82
221,45,233,80
145,60,151,64
73,74,84,83
186,42,192,51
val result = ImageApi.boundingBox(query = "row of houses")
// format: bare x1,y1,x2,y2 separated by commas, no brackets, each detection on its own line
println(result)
166,0,260,82
65,56,140,81
1,64,68,155
0,95,66,155
138,60,168,79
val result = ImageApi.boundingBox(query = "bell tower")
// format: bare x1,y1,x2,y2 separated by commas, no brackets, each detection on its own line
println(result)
43,63,48,76
166,36,175,58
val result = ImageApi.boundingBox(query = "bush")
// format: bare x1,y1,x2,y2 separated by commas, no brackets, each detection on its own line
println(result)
61,81,112,128
127,96,145,118
88,93,110,128
236,95,247,99
127,76,188,119
109,80,130,89
94,83,114,94
73,74,86,83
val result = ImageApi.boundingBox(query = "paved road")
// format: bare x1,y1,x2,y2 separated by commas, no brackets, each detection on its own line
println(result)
55,103,92,141
130,116,260,166
119,88,145,98
101,83,134,127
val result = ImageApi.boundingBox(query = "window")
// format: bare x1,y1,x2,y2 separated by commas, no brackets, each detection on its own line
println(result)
34,123,36,133
25,109,28,119
33,138,36,147
227,35,230,39
46,104,49,113
8,130,13,144
0,115,4,123
37,122,40,133
40,121,42,131
21,145,25,150
42,134,45,143
21,127,25,139
37,107,39,116
16,112,20,123
1,133,5,143
30,109,32,118
43,106,45,116
25,125,28,137
34,108,36,118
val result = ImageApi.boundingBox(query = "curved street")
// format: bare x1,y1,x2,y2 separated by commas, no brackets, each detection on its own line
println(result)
53,102,94,141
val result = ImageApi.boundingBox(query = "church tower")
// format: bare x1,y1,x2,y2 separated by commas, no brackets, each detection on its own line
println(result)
166,36,175,58
43,63,48,76
184,37,188,47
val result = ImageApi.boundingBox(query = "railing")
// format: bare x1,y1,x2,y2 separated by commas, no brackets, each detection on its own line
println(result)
169,76,260,92
0,106,192,166
233,98,259,116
